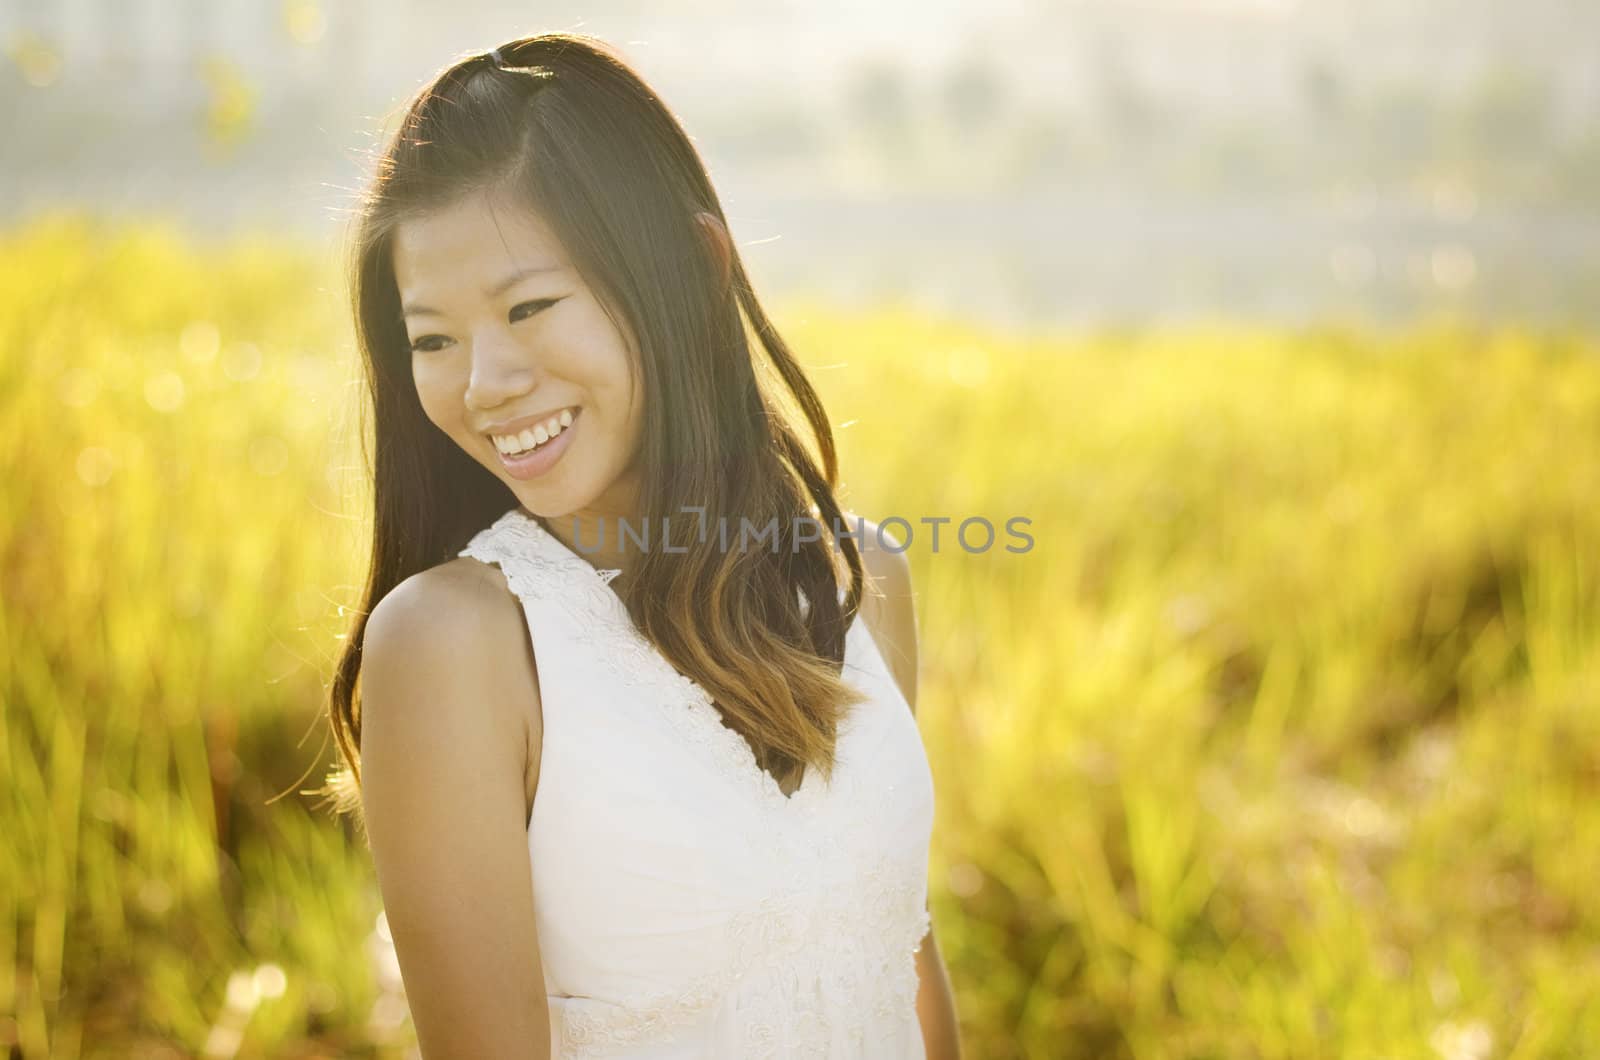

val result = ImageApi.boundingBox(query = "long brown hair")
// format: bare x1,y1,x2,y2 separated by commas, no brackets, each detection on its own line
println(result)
319,33,865,825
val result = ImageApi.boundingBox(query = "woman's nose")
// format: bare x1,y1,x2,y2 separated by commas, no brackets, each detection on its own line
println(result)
464,328,537,409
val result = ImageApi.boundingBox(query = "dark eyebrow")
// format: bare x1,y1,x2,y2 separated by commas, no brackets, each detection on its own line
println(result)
400,264,562,320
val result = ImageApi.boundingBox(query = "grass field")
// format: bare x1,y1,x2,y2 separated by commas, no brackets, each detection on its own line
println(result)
3,213,1598,1059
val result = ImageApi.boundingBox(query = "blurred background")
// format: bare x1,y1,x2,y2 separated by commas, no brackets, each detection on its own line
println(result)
3,1,1598,1058
7,0,1600,328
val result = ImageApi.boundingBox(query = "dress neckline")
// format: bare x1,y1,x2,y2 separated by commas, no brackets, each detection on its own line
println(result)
514,505,624,586
495,506,826,808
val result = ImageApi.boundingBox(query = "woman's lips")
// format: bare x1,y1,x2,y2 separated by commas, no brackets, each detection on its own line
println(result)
495,407,580,480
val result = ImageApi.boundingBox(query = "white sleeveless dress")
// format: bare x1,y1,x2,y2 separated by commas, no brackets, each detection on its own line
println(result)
458,506,937,1059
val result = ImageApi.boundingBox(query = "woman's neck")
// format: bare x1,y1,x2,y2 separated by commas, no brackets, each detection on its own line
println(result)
520,472,644,574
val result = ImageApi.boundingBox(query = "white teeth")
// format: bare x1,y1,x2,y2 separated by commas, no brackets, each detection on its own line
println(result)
492,408,576,456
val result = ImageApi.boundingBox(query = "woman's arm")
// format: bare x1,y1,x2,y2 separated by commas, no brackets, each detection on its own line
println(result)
358,563,551,1059
913,924,962,1060
855,519,964,1060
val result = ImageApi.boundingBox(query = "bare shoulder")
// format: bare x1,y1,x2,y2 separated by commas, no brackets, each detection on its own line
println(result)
842,513,920,715
357,557,552,1058
368,555,531,656
363,556,543,797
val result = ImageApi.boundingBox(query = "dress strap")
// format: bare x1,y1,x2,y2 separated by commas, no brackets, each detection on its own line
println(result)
458,508,622,611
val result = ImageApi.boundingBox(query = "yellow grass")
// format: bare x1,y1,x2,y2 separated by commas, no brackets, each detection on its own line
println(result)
2,213,1597,1058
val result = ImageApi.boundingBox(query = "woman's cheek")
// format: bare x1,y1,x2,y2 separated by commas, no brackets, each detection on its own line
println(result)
412,356,459,399
409,364,456,432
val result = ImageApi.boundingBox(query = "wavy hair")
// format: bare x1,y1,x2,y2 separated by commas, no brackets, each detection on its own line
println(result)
319,32,865,825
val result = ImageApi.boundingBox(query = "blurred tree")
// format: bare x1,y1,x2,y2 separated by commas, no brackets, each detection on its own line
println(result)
1299,52,1346,128
1557,128,1600,204
704,106,827,168
1010,106,1078,187
939,53,1006,141
1090,36,1166,149
1358,81,1440,175
843,57,917,173
1462,65,1551,158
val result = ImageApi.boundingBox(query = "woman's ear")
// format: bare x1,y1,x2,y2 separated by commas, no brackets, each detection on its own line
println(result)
693,211,733,293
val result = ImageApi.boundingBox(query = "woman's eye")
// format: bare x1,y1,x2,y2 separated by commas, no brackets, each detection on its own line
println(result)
406,299,556,357
510,298,557,323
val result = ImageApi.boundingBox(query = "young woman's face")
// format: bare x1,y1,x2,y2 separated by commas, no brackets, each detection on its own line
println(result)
392,188,644,521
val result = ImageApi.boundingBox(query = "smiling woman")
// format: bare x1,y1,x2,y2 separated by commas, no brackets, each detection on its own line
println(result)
392,192,645,528
318,32,960,1060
